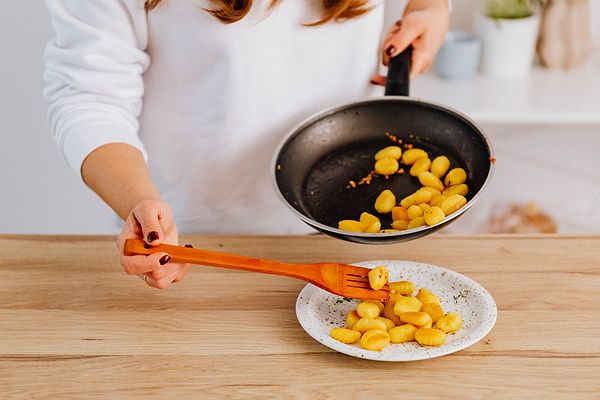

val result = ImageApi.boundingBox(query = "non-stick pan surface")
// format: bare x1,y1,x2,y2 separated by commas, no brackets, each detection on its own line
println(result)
273,48,494,244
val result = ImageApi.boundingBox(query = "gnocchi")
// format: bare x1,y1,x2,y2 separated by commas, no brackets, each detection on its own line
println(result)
374,190,396,214
430,194,446,207
389,280,415,295
391,206,409,221
415,328,446,346
443,184,469,197
383,301,403,326
400,194,417,209
387,293,406,303
376,316,396,331
352,317,387,334
440,194,467,216
375,146,402,161
431,156,450,178
331,328,361,344
407,205,424,220
359,212,381,233
389,324,417,343
367,300,385,314
418,171,444,192
393,296,422,315
422,302,444,323
338,216,380,234
407,217,425,229
375,157,399,176
338,139,472,235
410,157,431,177
338,220,363,232
360,329,391,351
402,148,429,165
368,266,389,290
436,312,463,333
414,188,433,204
346,310,360,328
338,212,383,234
330,275,464,352
419,187,441,198
363,221,381,233
356,301,381,318
423,206,445,226
419,319,433,329
416,288,440,305
444,168,467,187
391,219,408,230
399,311,432,327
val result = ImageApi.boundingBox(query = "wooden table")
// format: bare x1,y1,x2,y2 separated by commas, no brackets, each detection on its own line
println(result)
1,235,599,399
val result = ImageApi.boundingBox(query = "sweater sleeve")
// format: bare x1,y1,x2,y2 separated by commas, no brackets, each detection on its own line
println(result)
43,0,150,179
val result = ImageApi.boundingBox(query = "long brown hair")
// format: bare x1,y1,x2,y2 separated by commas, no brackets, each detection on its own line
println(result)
144,0,372,26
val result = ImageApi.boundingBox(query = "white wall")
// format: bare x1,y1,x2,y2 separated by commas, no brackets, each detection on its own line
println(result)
0,2,119,234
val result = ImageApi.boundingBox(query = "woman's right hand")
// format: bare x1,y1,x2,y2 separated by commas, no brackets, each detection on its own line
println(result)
116,199,190,289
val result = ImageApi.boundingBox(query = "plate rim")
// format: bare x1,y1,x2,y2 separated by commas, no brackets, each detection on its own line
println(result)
295,260,498,362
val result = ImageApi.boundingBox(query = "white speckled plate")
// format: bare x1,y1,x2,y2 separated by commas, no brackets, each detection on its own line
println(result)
296,260,497,361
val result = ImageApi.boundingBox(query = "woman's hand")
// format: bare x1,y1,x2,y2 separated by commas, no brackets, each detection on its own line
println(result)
116,199,190,289
372,0,449,85
81,144,184,288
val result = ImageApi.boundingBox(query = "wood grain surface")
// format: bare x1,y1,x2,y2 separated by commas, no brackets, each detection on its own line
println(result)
1,234,599,399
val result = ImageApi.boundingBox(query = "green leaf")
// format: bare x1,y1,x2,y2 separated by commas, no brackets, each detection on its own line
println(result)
485,0,534,19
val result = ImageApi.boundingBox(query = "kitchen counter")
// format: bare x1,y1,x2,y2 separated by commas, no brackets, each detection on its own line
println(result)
1,234,599,399
413,53,600,125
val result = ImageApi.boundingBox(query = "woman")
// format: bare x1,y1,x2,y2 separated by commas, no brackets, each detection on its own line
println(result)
44,0,450,289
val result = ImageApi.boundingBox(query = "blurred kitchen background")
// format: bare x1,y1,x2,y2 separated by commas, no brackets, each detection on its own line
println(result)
1,0,599,234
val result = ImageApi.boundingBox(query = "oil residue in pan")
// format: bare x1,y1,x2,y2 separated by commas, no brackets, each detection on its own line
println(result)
302,137,467,230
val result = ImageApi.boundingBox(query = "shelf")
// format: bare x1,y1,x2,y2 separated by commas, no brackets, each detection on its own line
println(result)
411,53,600,125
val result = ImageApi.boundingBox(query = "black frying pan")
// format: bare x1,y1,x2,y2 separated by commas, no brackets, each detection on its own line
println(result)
273,47,494,244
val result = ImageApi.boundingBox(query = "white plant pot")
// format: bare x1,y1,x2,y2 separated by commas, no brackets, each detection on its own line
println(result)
476,14,540,77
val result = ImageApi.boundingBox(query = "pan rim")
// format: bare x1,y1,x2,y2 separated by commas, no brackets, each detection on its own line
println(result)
271,96,496,239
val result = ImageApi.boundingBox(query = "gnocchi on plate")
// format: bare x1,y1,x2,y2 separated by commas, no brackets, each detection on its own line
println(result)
330,265,463,352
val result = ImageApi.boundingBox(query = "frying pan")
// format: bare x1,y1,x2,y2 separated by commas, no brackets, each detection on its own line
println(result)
273,47,494,244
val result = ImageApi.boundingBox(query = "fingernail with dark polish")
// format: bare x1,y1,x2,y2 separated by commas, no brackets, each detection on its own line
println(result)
147,231,159,243
184,244,193,248
385,46,396,57
370,79,377,85
395,20,402,27
159,255,171,265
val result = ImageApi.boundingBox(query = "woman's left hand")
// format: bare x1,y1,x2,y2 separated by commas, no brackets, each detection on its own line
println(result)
371,0,450,85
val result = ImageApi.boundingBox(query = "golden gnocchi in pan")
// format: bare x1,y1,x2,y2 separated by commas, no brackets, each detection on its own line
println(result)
338,139,472,233
331,266,463,352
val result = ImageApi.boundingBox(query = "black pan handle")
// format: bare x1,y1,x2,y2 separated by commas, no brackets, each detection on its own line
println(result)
385,46,412,97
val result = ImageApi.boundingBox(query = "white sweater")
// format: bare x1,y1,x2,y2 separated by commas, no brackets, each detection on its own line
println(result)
44,0,411,234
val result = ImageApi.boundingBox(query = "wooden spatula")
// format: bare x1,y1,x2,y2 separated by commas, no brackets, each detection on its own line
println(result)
124,239,389,301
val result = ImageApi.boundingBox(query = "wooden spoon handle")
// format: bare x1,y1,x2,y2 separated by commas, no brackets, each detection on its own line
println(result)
123,239,318,281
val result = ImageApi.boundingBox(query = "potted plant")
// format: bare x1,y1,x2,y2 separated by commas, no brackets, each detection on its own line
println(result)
476,0,540,77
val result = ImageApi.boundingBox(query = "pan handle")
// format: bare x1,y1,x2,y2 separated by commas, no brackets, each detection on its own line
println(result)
384,46,412,97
